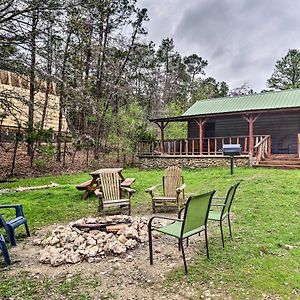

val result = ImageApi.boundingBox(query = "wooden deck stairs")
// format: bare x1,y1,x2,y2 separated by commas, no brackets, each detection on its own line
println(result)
254,154,300,169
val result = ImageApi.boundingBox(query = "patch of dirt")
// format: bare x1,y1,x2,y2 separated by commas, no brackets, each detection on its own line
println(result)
0,142,128,179
3,216,232,300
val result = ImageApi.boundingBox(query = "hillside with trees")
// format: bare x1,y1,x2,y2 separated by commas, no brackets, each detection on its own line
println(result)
0,0,228,175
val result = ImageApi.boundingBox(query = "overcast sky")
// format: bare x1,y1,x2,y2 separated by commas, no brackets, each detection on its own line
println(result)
137,0,300,92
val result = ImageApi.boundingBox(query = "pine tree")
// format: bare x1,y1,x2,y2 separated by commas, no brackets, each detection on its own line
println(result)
267,49,300,90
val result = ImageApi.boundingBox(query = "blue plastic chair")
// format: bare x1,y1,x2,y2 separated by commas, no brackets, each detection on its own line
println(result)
0,204,30,246
0,234,11,266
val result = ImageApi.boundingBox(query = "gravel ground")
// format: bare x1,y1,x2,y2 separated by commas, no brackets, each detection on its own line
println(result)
3,217,232,300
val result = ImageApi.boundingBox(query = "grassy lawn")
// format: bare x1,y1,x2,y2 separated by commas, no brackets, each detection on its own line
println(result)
0,167,299,299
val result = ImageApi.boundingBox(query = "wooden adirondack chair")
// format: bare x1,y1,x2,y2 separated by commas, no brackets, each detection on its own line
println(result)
95,172,135,215
145,166,185,212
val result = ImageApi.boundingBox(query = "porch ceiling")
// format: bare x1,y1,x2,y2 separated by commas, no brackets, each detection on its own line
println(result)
150,107,300,123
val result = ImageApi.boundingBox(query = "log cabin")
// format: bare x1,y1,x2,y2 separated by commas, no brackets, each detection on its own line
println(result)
0,70,68,138
138,89,300,169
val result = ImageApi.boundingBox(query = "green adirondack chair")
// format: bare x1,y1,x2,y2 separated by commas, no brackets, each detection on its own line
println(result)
208,183,240,248
148,190,215,274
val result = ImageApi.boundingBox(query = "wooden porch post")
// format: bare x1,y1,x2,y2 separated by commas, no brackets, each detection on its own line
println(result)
195,118,206,155
249,115,254,156
160,122,164,154
243,114,260,156
199,119,203,155
267,136,272,158
155,121,169,154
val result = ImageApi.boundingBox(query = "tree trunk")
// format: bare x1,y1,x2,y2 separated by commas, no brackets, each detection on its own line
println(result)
0,118,3,145
94,14,108,159
56,31,71,162
62,138,67,167
27,9,38,157
41,25,53,130
94,10,146,158
86,147,89,166
10,126,21,176
41,81,50,129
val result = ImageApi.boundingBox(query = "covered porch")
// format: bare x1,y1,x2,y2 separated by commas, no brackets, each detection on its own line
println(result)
137,134,270,157
138,110,300,164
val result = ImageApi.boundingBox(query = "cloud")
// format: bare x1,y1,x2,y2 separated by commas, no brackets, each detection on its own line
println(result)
138,0,300,91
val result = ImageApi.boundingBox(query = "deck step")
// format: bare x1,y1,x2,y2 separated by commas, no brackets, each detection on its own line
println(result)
270,154,298,159
254,164,300,169
257,154,300,169
260,160,300,165
268,157,299,161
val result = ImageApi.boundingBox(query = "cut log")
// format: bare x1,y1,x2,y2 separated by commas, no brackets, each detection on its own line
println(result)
106,223,129,233
16,182,59,192
73,221,131,232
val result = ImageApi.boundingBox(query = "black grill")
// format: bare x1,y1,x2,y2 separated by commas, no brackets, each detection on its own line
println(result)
223,144,241,156
222,144,241,175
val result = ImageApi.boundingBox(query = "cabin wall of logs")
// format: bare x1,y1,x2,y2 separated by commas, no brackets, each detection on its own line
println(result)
0,70,56,94
0,70,67,132
188,112,300,154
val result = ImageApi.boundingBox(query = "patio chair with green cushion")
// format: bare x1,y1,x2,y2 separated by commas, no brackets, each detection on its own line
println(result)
148,190,215,274
208,182,240,248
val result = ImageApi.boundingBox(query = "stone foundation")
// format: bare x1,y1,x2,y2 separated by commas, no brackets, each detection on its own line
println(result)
138,155,251,169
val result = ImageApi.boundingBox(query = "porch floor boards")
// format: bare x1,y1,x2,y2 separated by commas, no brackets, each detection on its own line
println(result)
139,154,250,158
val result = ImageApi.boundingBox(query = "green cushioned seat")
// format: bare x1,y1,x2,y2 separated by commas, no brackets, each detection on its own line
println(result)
156,221,205,239
208,183,240,248
148,190,215,274
208,211,228,221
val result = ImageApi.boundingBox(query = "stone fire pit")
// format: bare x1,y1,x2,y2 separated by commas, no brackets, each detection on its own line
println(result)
36,215,151,266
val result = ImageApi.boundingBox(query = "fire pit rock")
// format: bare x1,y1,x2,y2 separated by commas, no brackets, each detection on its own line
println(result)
38,215,151,266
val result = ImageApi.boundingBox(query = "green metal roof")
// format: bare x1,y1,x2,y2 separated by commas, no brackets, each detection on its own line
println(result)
183,89,300,117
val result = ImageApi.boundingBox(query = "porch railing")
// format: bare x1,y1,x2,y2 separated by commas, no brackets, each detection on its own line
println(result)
253,135,271,164
138,135,268,156
137,140,161,155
